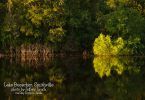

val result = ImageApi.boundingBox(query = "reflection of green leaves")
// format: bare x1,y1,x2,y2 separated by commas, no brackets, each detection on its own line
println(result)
93,57,124,78
48,67,65,83
93,57,144,100
101,67,144,100
93,57,141,78
0,57,145,100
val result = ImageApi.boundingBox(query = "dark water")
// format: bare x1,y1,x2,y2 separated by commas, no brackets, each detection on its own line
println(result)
0,56,145,100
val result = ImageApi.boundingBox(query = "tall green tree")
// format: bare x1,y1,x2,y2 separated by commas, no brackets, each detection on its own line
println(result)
0,0,65,49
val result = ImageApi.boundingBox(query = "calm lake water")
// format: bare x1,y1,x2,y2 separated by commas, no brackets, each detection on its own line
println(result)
0,56,145,100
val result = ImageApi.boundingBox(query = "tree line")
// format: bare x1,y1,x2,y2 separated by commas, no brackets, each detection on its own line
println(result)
0,0,145,55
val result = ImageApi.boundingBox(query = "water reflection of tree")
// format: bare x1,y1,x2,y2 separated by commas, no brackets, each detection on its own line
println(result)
93,57,124,78
1,57,145,100
93,57,141,78
93,57,145,100
100,73,145,100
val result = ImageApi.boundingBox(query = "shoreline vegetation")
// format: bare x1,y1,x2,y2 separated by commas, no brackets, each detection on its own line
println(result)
0,43,91,58
0,49,145,59
1,0,145,57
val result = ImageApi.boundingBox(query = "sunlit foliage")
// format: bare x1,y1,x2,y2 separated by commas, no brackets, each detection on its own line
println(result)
93,33,124,55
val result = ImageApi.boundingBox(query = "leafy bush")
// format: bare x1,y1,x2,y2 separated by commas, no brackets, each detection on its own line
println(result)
93,33,145,56
93,33,124,56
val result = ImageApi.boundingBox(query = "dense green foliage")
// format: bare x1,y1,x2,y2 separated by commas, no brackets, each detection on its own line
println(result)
93,34,125,55
0,0,145,55
93,33,144,55
0,0,65,52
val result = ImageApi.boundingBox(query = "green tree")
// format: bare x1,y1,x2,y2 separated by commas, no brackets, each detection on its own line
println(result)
64,0,98,52
93,33,125,55
0,0,65,52
103,8,145,38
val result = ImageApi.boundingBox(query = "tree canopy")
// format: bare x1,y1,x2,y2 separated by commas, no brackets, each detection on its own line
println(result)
0,0,145,55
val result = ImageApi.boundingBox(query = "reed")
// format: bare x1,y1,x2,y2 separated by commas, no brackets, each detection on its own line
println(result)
8,43,54,58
